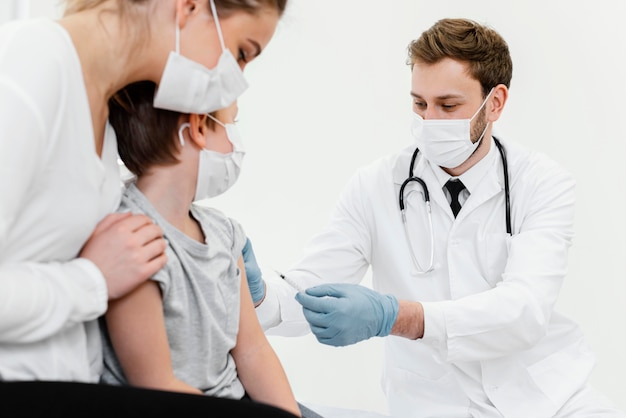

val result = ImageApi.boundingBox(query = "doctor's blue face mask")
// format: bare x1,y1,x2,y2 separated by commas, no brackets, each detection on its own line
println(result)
411,88,494,168
153,0,249,114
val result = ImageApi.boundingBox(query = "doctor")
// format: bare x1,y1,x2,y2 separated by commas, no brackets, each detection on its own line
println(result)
245,18,624,418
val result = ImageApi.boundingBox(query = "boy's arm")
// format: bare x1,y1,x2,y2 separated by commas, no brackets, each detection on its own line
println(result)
232,257,302,417
105,280,201,395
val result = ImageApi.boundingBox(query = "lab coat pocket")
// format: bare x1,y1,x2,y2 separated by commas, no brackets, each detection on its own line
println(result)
478,232,511,287
384,367,469,417
527,339,596,408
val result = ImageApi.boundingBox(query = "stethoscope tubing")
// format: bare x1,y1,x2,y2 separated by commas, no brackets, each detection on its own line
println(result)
493,138,512,234
399,137,511,273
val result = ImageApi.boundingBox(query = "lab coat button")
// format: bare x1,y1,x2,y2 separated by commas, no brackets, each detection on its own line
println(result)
489,385,499,392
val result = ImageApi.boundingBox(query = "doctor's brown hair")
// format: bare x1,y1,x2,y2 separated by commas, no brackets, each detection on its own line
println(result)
407,18,513,96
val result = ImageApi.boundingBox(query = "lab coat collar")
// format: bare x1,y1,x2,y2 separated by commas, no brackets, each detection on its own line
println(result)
392,144,429,185
391,143,451,214
455,136,505,221
392,137,503,221
392,144,421,185
392,137,499,192
430,136,498,194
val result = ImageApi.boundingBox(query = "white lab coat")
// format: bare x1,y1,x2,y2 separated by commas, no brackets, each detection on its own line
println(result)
257,136,596,418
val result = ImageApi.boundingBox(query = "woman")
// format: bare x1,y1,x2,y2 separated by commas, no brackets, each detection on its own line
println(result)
0,0,295,415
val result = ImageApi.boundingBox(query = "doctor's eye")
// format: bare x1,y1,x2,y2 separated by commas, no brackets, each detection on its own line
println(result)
413,101,427,110
441,104,458,111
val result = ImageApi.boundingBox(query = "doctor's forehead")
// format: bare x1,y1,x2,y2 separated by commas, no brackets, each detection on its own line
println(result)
410,59,482,99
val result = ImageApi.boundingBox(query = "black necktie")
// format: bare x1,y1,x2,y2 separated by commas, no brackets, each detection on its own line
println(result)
445,179,466,217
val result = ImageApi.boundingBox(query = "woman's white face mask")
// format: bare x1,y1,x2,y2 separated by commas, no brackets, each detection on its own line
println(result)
153,0,248,114
411,88,494,168
177,117,245,201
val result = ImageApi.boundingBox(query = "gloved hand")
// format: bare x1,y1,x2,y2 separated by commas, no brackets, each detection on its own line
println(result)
294,283,399,347
241,237,266,306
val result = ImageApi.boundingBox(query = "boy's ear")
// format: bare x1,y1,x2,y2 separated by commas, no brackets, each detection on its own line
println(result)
188,113,208,148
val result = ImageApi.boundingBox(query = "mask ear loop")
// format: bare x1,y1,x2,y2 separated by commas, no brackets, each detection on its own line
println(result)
178,123,190,147
470,87,495,121
175,11,181,54
209,0,226,52
474,119,490,145
469,87,495,146
207,113,226,128
206,114,243,153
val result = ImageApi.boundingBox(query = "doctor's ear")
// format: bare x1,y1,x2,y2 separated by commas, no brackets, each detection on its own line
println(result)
487,84,509,122
188,113,208,149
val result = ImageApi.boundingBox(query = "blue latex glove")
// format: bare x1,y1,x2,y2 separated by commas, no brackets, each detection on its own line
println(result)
294,283,399,347
241,238,265,306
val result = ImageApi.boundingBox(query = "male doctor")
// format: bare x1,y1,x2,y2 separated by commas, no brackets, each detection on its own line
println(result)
243,18,624,417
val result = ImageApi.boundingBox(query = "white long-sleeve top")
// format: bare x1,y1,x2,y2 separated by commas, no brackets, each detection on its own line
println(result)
257,136,596,418
0,18,118,381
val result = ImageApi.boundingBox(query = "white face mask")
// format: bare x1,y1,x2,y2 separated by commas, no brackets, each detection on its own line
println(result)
177,117,245,201
153,0,248,114
411,88,493,168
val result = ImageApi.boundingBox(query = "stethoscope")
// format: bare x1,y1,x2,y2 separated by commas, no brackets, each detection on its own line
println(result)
398,137,511,273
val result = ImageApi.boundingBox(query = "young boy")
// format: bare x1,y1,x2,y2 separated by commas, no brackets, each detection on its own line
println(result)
100,80,301,418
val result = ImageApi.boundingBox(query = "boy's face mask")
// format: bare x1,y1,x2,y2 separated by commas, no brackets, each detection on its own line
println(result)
177,117,245,201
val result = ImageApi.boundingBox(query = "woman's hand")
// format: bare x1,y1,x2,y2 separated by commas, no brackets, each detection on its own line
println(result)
79,212,167,300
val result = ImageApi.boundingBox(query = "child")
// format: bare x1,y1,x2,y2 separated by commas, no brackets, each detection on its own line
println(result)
100,80,301,418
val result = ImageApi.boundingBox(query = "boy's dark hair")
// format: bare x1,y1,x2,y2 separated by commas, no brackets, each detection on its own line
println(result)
109,81,182,177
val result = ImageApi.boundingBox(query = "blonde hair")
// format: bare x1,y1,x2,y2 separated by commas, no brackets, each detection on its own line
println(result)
64,0,288,16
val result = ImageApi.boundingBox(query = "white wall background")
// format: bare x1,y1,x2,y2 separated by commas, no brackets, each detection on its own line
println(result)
5,0,625,415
